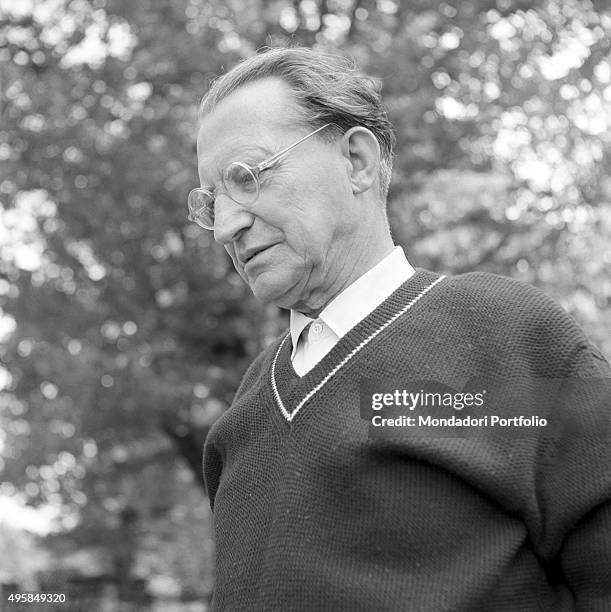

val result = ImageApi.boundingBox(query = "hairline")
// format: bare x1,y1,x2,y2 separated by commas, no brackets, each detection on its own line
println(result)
198,51,394,202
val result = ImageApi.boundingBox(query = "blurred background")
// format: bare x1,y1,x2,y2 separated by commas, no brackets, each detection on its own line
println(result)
1,0,610,609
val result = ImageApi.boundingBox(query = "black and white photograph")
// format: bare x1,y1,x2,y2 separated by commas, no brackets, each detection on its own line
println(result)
1,0,610,610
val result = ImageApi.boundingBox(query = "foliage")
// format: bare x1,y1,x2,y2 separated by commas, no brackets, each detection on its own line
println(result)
0,0,609,595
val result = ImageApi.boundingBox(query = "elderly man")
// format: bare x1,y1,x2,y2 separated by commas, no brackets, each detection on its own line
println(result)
192,48,611,611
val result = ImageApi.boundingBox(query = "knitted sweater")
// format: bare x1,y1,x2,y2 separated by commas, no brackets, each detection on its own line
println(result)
203,269,611,612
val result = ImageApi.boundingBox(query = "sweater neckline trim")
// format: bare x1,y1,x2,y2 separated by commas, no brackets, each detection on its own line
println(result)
270,271,447,423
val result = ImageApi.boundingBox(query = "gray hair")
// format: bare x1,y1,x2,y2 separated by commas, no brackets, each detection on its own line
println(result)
199,47,396,202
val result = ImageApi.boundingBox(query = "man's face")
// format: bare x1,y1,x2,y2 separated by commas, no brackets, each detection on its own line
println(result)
196,78,360,313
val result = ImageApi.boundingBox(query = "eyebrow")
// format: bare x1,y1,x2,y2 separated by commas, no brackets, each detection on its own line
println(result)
233,143,275,162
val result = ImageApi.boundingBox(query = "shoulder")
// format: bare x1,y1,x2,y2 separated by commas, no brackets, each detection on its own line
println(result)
430,270,607,376
443,271,562,311
232,331,289,401
441,271,579,331
205,331,287,446
203,331,289,505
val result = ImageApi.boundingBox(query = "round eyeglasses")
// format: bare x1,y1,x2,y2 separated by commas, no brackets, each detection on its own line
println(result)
187,123,333,230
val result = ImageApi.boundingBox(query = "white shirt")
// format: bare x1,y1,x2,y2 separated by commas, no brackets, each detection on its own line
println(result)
290,246,415,376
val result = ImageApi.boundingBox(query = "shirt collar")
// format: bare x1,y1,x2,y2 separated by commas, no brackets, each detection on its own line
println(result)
289,246,415,352
289,309,315,358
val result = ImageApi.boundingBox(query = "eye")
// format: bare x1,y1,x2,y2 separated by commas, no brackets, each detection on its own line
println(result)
224,163,256,189
222,163,259,204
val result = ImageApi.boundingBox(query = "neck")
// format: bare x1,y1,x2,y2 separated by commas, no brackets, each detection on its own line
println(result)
292,231,396,318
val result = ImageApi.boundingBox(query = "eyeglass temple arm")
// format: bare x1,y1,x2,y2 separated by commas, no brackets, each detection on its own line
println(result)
255,123,334,173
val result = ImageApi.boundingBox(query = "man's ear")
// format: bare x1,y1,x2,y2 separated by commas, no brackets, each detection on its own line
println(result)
339,126,380,195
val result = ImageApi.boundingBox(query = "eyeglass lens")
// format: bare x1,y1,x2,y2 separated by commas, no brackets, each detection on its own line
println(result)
187,161,259,230
222,162,259,205
188,189,215,229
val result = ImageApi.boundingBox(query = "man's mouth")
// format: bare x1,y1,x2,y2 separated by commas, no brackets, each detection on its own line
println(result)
241,245,274,265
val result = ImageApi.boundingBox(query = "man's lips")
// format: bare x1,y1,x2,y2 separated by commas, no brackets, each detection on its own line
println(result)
238,244,277,265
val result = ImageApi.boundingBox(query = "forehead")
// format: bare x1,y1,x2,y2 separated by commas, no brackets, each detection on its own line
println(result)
196,77,302,176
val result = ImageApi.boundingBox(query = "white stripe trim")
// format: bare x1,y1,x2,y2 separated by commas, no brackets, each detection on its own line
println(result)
271,334,293,421
271,275,447,423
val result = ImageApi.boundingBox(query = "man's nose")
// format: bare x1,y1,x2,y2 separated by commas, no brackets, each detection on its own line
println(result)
213,194,254,245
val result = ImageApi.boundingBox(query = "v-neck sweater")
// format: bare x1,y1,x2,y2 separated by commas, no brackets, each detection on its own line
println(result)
203,269,611,611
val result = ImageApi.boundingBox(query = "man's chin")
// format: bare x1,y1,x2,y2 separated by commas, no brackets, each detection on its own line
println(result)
248,275,301,310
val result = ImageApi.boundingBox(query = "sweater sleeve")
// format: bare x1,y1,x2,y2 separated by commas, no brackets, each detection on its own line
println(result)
540,345,611,610
455,274,611,607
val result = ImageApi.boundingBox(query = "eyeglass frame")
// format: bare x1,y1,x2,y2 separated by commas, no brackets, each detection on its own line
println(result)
187,122,335,230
